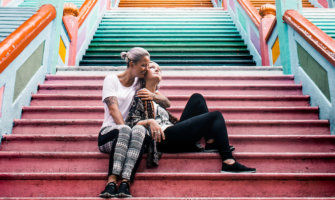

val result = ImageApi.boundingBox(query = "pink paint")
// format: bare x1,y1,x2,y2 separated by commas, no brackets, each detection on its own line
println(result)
222,0,228,10
107,0,111,9
229,0,236,13
100,0,105,12
77,26,87,54
63,16,78,66
318,0,329,8
259,16,276,66
2,0,12,6
0,85,4,117
250,25,261,55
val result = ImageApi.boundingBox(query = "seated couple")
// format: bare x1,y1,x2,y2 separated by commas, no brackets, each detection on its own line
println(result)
98,47,256,198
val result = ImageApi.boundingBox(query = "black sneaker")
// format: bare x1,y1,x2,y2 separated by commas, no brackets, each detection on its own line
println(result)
117,182,132,198
221,161,256,173
99,182,117,198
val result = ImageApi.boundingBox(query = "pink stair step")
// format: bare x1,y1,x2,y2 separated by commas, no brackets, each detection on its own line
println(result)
30,94,311,107
0,198,333,200
44,75,295,85
0,152,334,173
2,135,335,153
12,119,330,135
20,106,320,120
37,84,303,95
0,173,334,197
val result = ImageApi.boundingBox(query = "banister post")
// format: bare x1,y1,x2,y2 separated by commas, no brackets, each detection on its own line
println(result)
222,0,228,10
259,4,276,66
275,0,302,74
63,3,79,66
38,0,64,74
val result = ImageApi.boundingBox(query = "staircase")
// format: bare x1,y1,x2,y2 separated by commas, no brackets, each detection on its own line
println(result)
0,65,335,198
249,0,314,9
18,0,84,8
79,8,256,66
303,8,335,40
0,7,36,43
119,0,213,7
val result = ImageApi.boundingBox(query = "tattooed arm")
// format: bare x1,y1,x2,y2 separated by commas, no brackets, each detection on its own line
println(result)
103,96,125,125
137,89,171,108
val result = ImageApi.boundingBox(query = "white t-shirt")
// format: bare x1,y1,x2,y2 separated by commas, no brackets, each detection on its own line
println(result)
101,74,140,128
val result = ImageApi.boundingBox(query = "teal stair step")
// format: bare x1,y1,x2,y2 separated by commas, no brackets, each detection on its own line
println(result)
82,55,253,60
84,51,251,56
93,34,241,38
88,43,246,47
99,23,235,26
97,27,237,31
85,47,250,51
0,25,23,29
0,21,29,25
91,38,244,42
101,20,234,23
0,17,31,21
95,30,240,34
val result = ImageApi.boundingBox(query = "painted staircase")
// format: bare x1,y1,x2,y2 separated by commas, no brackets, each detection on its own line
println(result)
249,0,314,9
0,7,36,42
18,0,84,8
303,8,335,40
119,0,213,7
79,8,256,66
0,65,335,198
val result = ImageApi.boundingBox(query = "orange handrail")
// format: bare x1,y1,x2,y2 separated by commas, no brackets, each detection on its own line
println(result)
78,0,98,27
237,0,261,28
0,4,56,73
283,10,335,67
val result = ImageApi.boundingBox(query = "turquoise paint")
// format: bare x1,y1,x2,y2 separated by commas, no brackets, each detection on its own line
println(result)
297,43,331,101
38,0,64,74
276,0,302,74
14,42,45,101
237,8,246,32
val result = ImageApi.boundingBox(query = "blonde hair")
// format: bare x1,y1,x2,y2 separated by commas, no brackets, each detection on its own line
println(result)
120,47,150,68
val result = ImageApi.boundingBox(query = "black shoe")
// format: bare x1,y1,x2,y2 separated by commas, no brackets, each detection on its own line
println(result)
117,182,132,198
221,161,256,173
99,182,117,198
204,144,235,153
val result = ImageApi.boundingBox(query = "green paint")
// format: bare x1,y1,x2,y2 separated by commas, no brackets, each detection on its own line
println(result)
13,42,45,102
38,0,64,74
297,43,331,101
237,8,247,32
276,0,302,74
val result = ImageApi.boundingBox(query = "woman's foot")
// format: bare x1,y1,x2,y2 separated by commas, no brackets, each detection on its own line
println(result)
99,182,117,198
117,181,132,198
221,161,256,173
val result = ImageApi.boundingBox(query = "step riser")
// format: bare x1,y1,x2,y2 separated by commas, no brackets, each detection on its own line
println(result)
2,138,334,152
0,178,334,197
20,110,319,120
29,98,311,107
12,124,330,135
0,156,334,173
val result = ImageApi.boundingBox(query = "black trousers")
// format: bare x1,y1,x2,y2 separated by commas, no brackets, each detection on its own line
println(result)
158,93,233,160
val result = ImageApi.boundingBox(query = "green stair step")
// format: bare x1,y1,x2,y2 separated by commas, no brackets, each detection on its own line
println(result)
91,38,244,42
93,34,241,38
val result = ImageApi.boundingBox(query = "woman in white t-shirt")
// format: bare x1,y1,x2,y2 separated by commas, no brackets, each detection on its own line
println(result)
98,47,170,198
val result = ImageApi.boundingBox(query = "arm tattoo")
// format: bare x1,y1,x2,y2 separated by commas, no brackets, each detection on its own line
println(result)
154,96,170,108
104,96,118,107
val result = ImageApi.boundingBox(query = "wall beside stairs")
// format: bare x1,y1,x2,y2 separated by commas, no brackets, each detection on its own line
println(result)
309,0,334,8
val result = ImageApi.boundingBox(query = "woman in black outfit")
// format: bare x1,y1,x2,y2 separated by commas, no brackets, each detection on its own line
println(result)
127,61,256,173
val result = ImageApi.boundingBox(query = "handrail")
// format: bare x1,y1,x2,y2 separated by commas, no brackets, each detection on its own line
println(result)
283,10,335,67
78,0,98,27
237,0,261,28
0,4,56,73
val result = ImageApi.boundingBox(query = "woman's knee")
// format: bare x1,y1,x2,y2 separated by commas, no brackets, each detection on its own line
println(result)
190,93,205,102
131,125,147,138
211,111,225,121
118,125,132,134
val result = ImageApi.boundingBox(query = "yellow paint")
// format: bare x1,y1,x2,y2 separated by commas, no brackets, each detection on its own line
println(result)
59,37,66,64
272,37,280,65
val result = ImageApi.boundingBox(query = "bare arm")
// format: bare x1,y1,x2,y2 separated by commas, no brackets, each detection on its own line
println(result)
104,96,125,125
136,119,165,142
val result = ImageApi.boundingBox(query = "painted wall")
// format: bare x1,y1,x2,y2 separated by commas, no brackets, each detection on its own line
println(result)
287,25,335,135
1,0,24,6
227,0,262,66
0,21,55,138
267,25,281,66
57,24,71,66
308,0,333,8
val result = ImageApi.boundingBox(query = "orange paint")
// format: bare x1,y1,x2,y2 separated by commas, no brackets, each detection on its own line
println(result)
0,4,56,73
283,10,335,68
78,0,98,27
236,0,261,28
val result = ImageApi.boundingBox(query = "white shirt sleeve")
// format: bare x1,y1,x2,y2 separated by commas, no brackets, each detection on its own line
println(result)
102,75,118,102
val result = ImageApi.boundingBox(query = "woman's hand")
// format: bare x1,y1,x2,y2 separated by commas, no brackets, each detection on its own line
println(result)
148,119,165,142
137,88,155,101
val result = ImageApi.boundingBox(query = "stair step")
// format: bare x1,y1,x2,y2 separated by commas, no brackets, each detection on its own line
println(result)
30,94,310,107
0,151,334,173
2,135,334,153
20,106,319,120
12,119,330,135
0,173,334,197
0,198,333,200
